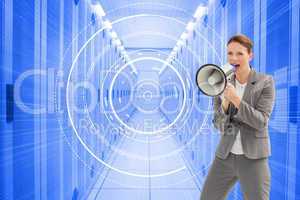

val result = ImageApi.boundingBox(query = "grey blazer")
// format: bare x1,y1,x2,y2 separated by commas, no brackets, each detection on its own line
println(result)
213,69,276,159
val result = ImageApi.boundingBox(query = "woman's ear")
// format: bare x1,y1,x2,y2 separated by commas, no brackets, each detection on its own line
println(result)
249,51,254,61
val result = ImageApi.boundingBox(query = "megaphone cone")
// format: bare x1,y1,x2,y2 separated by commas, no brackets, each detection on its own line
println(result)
196,63,234,96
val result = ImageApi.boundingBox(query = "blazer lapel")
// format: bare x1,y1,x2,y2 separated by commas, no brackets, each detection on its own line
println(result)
227,69,257,115
241,69,258,103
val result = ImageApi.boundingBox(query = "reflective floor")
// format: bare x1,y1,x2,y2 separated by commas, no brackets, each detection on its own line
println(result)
87,98,201,199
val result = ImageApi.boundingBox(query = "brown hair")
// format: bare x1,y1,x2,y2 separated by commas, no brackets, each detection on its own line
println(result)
227,34,253,53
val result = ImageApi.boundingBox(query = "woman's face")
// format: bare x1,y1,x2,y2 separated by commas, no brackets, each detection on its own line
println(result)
227,41,253,70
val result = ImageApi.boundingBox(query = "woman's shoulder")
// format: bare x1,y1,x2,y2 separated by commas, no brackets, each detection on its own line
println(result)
251,70,274,89
253,70,274,82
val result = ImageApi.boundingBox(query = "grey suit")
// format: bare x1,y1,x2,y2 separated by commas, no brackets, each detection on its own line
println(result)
200,69,275,200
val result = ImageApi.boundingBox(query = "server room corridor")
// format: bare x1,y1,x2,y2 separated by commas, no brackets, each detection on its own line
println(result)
1,0,300,200
86,66,201,199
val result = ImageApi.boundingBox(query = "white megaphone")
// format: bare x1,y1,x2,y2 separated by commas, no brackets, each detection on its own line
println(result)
196,63,235,96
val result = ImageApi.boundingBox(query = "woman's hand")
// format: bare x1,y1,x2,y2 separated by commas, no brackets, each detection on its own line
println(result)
221,98,230,112
223,83,241,108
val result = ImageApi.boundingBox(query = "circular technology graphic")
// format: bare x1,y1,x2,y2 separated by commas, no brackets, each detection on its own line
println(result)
108,56,187,135
55,12,224,179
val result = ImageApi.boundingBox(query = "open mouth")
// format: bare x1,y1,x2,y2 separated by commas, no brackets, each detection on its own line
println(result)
232,64,240,67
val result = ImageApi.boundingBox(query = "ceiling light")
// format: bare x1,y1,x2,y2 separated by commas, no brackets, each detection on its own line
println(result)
186,21,196,31
194,6,208,20
110,31,117,39
103,20,112,29
92,3,105,17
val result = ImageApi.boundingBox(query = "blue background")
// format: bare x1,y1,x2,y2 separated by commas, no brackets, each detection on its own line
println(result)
1,0,300,199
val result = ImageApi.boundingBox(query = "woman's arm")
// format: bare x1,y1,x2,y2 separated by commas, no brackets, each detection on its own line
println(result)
212,96,232,132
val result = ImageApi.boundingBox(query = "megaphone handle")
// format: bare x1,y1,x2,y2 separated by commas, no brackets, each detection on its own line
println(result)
226,71,234,82
228,103,237,122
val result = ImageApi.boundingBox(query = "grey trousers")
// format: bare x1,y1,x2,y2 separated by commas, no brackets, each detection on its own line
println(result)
200,153,270,200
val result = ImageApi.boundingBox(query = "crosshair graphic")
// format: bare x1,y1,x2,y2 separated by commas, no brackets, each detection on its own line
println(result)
108,56,187,135
55,12,223,179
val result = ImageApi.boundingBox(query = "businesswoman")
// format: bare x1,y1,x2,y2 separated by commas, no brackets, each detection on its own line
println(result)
200,34,276,200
